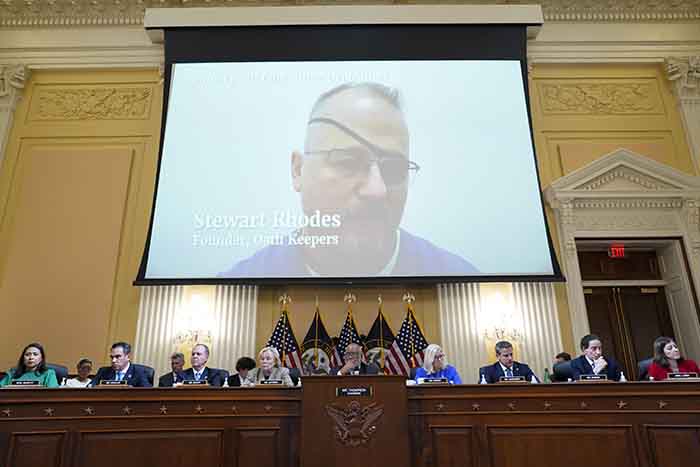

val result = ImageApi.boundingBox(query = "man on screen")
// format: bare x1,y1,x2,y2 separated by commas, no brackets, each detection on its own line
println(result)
220,82,477,277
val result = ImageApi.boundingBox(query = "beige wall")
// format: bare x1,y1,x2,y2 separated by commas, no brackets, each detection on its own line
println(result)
0,69,162,370
0,62,694,371
529,62,696,354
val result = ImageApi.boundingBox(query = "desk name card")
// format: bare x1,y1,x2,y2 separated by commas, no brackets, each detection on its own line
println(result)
99,380,127,386
579,374,608,381
668,372,699,380
336,386,373,397
260,379,284,385
9,380,40,386
182,380,209,385
419,377,449,384
499,376,526,382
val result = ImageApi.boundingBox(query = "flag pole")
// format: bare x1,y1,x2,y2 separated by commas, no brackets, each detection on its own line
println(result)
278,293,292,366
403,292,416,368
378,295,385,371
314,296,319,367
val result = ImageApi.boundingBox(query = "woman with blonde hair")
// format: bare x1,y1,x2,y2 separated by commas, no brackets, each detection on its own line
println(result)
414,344,462,384
242,346,294,387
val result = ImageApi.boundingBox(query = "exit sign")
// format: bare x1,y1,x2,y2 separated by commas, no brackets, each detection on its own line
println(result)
608,244,625,258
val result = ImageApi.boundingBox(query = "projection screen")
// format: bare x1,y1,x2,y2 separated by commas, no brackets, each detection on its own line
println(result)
136,21,563,284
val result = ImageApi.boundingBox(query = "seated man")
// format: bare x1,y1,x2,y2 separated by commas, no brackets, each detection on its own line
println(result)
158,352,185,387
479,340,537,383
228,356,256,387
332,343,380,376
90,342,152,387
571,334,622,381
183,344,225,386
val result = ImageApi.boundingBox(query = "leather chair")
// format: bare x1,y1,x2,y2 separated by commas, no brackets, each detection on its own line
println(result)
288,368,301,386
552,361,574,382
410,366,418,381
47,363,69,383
638,358,653,381
133,364,155,386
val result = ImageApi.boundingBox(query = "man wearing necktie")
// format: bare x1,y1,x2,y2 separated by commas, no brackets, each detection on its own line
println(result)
479,341,538,384
89,342,152,387
570,334,623,381
182,344,226,387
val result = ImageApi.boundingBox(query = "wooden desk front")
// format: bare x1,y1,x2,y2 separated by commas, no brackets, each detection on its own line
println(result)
1,382,699,467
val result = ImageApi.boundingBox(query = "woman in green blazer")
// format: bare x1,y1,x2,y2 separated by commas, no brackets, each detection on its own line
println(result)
0,342,59,387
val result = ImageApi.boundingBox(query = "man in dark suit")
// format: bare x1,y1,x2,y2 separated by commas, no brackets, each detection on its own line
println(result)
570,334,622,381
158,352,185,387
332,343,380,376
183,343,225,386
227,356,256,387
89,342,152,387
479,340,538,384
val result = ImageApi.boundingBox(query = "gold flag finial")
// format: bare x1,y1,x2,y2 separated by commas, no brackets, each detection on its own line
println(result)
344,292,357,304
278,293,292,306
377,295,383,305
402,292,415,304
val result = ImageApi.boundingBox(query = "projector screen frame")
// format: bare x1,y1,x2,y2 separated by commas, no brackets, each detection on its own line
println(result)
135,7,564,286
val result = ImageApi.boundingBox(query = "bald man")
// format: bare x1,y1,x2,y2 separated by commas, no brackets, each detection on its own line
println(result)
332,343,380,376
220,82,477,277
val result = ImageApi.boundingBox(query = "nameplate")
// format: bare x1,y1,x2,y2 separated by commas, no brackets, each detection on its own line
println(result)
668,372,699,380
182,380,209,386
579,374,608,381
498,376,526,382
9,380,40,387
99,380,128,386
259,379,284,385
419,377,449,384
336,386,373,397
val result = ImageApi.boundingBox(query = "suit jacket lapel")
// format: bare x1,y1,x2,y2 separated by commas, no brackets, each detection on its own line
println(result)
494,363,504,381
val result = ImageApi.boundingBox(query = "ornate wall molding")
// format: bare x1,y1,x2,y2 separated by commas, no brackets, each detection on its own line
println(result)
538,82,661,115
0,63,29,170
31,86,152,120
544,147,700,349
665,56,700,102
1,0,699,28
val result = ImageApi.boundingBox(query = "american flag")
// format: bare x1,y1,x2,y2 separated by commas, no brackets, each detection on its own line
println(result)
393,304,429,375
331,308,363,367
266,309,303,369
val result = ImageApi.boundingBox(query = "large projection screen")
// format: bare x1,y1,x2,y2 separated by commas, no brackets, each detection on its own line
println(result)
136,21,563,284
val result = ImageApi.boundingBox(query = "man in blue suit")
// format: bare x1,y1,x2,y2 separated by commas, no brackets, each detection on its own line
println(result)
90,342,152,387
182,344,225,387
570,334,622,381
219,82,478,279
479,340,538,384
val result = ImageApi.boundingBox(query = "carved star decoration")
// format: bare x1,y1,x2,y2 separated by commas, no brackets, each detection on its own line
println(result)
122,406,133,415
43,408,55,416
435,403,447,411
617,401,628,409
507,402,517,411
159,405,168,415
83,407,95,416
580,402,588,409
471,403,480,411
195,404,204,414
264,404,272,412
231,405,237,414
658,401,668,409
543,401,552,410
1,408,11,417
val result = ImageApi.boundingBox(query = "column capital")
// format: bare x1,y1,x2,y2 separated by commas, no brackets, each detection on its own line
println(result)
0,64,30,97
665,56,700,103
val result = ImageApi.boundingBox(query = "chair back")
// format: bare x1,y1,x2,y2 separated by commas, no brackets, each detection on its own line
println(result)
552,361,574,382
133,364,155,385
47,363,69,383
289,368,301,386
409,366,418,380
638,358,653,381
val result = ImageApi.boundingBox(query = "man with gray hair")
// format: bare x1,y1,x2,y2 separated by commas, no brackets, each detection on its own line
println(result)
158,351,186,387
479,340,538,384
183,344,226,387
220,82,478,277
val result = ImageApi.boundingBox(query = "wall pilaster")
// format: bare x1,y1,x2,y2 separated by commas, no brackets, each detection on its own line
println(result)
0,64,29,169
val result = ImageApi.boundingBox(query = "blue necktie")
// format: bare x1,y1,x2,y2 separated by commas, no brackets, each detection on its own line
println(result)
505,367,513,378
116,371,123,381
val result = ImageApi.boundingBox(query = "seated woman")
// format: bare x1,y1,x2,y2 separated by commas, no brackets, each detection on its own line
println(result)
0,343,59,387
242,347,294,387
64,358,93,388
414,344,462,384
648,336,700,381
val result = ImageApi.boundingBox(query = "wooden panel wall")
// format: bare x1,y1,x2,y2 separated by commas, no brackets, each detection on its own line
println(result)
0,70,163,370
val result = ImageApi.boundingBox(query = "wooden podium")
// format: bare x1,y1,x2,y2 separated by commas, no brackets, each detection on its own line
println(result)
300,375,410,467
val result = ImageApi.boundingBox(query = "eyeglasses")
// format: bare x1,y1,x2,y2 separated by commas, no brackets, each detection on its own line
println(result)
306,117,420,189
